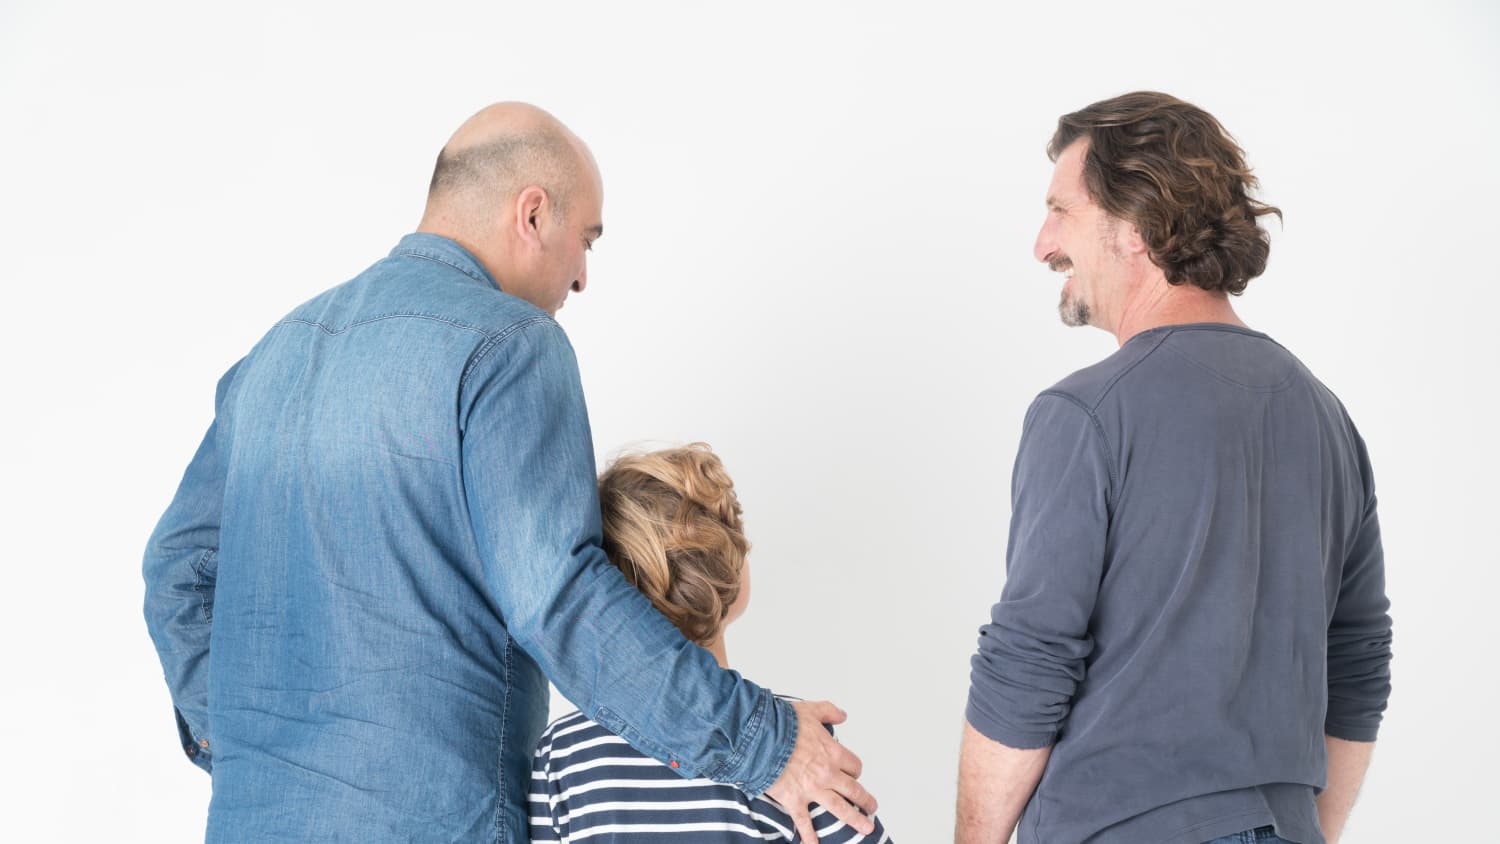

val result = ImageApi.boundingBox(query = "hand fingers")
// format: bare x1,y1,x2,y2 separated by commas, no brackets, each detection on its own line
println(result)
804,700,847,725
832,774,878,816
817,791,876,837
788,804,818,843
829,742,864,779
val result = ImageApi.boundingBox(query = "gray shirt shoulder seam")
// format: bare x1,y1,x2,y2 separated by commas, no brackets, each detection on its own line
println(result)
1034,389,1119,507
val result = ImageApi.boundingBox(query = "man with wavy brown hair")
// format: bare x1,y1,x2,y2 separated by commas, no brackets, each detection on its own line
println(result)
958,92,1392,844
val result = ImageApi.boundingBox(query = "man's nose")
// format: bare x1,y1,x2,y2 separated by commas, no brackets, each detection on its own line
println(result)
573,262,588,294
1033,217,1056,264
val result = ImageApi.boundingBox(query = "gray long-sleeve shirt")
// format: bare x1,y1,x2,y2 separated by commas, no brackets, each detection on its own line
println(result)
967,323,1392,844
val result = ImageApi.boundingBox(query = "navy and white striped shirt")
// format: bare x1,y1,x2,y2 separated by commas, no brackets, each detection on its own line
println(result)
530,707,891,843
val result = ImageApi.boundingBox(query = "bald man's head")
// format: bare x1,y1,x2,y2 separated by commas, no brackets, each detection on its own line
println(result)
418,103,604,315
425,103,590,223
428,134,577,217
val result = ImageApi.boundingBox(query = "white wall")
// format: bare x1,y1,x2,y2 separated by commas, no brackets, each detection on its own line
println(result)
2,1,1495,840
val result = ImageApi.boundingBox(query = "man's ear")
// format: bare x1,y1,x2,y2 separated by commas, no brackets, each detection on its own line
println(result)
1121,221,1149,257
513,186,548,248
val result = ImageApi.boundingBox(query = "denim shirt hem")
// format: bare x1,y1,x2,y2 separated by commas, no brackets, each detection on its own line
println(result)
174,707,212,773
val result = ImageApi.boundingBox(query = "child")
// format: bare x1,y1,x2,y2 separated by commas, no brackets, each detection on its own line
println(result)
528,444,890,843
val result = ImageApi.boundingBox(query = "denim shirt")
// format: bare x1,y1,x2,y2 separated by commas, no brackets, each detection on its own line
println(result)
142,233,795,842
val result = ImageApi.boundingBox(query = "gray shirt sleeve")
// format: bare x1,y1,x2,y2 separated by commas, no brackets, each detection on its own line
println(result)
967,393,1113,749
1324,430,1393,742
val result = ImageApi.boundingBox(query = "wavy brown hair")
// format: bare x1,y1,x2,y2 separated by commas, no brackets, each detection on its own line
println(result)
598,443,748,645
1049,91,1282,295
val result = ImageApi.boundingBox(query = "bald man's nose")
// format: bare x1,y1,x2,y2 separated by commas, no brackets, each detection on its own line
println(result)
573,263,588,293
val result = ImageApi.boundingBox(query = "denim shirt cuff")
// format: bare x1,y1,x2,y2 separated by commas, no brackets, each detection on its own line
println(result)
704,689,796,799
174,706,213,774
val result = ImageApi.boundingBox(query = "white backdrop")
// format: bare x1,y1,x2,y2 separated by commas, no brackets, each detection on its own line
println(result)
3,1,1496,841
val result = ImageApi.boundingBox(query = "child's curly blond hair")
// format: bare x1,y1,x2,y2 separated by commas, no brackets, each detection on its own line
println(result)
598,443,748,645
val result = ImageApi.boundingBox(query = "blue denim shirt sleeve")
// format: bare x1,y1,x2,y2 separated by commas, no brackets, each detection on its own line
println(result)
142,358,244,774
967,392,1111,749
459,318,795,795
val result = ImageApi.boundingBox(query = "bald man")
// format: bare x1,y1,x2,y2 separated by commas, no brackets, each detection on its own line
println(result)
143,103,875,843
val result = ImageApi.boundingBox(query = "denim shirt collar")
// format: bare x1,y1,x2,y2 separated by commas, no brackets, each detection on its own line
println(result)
390,233,499,290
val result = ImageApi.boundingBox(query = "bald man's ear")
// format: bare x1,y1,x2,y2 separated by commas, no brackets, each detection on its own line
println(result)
513,186,548,248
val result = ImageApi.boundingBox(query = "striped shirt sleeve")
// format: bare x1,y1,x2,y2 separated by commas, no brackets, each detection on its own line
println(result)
529,715,567,841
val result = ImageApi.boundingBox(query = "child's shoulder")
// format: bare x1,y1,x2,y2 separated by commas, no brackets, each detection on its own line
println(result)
534,709,613,753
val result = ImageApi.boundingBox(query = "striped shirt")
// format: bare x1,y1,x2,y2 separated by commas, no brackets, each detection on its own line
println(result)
529,707,891,843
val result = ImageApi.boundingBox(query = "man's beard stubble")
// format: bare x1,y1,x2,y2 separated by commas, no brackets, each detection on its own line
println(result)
1050,255,1090,327
1058,288,1090,327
